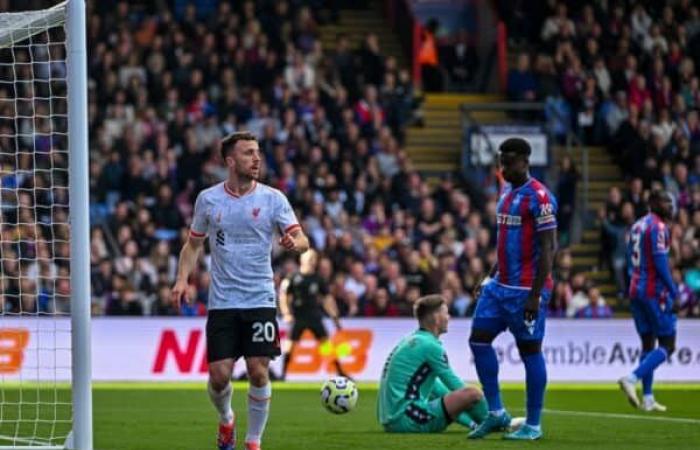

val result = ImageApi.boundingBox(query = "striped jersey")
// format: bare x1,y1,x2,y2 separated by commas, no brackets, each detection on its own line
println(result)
495,177,558,290
377,329,463,425
628,213,670,300
190,181,301,310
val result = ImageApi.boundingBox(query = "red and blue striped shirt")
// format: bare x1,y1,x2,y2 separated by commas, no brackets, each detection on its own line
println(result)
495,177,558,290
628,213,671,300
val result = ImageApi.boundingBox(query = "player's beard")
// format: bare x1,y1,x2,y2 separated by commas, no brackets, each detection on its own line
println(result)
236,165,259,182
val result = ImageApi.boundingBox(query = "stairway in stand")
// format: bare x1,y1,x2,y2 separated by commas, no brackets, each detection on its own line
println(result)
563,146,626,305
405,93,503,175
318,1,407,68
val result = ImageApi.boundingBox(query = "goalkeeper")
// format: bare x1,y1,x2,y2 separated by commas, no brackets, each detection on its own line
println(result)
378,294,492,433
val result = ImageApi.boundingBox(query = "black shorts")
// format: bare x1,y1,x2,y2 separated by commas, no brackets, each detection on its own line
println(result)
290,318,328,341
206,308,281,363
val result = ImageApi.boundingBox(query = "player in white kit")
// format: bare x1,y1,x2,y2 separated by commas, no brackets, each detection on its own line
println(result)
172,131,309,450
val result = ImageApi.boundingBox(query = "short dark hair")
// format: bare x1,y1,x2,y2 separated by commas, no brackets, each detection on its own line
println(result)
221,131,258,159
413,294,445,322
499,137,531,157
648,189,670,204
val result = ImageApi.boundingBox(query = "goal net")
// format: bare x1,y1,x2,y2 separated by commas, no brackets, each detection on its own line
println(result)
0,1,91,449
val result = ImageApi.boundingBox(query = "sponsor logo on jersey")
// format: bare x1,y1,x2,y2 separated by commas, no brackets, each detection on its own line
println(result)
496,213,522,226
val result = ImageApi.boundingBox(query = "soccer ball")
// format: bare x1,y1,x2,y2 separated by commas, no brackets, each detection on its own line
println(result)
320,376,358,414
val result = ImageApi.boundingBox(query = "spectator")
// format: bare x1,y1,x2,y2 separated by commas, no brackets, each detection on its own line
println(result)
574,286,613,318
418,18,442,92
556,154,578,246
507,53,537,102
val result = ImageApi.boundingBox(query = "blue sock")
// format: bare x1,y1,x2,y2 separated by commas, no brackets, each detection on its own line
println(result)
522,352,547,427
469,342,502,412
633,348,667,382
639,351,654,396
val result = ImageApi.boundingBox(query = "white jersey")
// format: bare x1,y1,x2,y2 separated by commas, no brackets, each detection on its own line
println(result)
190,181,300,310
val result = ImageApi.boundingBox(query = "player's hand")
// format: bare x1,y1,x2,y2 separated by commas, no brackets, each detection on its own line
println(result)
279,232,296,251
523,294,540,335
282,313,294,324
171,279,192,307
671,298,681,314
473,276,491,300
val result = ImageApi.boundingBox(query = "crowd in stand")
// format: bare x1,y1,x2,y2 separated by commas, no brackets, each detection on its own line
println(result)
76,0,497,318
504,1,700,317
4,1,698,318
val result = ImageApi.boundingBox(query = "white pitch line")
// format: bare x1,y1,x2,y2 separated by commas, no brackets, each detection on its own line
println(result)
542,408,700,425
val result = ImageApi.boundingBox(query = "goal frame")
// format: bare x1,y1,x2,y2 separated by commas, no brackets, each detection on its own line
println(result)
0,1,92,448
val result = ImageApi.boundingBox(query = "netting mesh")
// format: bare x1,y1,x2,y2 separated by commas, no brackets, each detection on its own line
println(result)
0,2,72,447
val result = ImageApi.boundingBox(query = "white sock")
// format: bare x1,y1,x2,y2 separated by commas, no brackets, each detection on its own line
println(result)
208,382,234,424
644,394,654,404
626,374,639,383
246,383,271,444
489,408,505,417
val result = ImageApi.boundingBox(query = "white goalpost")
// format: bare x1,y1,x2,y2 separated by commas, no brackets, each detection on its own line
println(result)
0,1,92,449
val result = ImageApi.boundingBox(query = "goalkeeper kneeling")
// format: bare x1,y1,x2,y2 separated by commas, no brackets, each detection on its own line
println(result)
378,295,522,433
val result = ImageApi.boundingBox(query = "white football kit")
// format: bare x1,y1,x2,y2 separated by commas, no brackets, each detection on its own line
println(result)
190,181,300,310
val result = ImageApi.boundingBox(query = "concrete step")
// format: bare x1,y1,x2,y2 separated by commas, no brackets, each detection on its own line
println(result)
572,256,597,268
411,161,459,172
406,144,461,154
599,284,619,297
581,270,612,281
425,93,503,107
570,242,599,255
580,180,622,190
567,155,615,165
582,229,600,242
407,137,461,147
407,127,459,138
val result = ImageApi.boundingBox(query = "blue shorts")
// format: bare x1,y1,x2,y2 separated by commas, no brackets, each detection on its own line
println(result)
472,281,550,342
630,297,677,337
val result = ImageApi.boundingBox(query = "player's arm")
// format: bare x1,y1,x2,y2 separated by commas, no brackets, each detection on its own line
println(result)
322,294,342,329
275,192,310,253
172,193,208,306
279,277,294,323
279,226,310,254
474,263,498,299
426,343,463,391
526,228,556,319
525,193,558,322
652,226,678,307
171,234,205,306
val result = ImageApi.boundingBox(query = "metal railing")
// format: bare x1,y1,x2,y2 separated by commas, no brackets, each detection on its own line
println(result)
460,101,590,243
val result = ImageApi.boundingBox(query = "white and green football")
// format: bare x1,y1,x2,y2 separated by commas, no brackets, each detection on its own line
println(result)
320,376,358,414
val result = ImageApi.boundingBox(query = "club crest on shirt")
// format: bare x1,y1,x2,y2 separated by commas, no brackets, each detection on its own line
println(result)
215,211,222,224
252,207,261,219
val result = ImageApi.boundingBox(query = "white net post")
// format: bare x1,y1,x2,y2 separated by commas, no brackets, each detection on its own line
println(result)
0,1,92,449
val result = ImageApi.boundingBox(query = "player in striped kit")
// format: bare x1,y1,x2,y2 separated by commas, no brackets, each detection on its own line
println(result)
467,138,558,441
172,132,309,450
618,190,677,412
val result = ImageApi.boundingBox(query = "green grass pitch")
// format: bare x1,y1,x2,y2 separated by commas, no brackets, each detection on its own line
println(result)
2,383,699,449
90,382,700,450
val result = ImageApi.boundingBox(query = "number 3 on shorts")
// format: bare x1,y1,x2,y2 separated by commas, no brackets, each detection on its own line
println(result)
251,321,276,343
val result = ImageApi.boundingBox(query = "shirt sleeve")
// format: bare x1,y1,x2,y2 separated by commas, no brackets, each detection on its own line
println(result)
274,190,301,235
190,192,209,237
531,188,558,232
426,342,464,391
651,223,669,255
